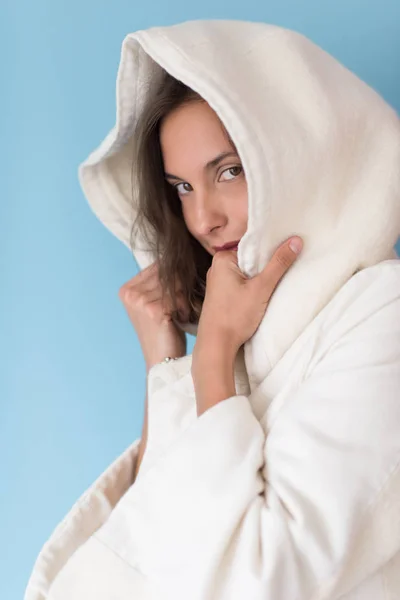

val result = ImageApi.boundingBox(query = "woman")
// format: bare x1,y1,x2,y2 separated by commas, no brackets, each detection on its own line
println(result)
120,71,303,475
25,19,400,600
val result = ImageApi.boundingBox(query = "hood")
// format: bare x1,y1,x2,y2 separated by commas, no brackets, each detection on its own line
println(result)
78,19,400,376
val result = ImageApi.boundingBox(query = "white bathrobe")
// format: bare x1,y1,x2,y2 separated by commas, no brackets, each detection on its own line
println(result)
24,19,400,600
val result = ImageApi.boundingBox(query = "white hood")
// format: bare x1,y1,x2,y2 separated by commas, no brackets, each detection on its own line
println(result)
78,19,400,381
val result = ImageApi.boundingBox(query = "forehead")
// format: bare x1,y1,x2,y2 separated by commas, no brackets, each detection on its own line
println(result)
159,101,233,172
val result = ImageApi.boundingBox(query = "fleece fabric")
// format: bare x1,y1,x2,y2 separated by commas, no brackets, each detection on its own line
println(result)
24,19,400,600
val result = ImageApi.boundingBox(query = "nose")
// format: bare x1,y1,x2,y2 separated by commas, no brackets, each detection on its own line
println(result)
191,189,227,237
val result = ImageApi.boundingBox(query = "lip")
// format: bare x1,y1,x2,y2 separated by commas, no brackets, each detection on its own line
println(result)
213,240,240,252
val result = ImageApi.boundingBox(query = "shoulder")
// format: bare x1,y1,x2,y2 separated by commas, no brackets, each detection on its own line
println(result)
341,259,400,312
321,259,400,342
304,259,400,373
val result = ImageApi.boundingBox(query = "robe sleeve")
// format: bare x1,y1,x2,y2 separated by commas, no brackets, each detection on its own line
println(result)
119,276,400,600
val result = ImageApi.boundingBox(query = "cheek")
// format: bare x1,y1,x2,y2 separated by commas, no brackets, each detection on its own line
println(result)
180,181,248,236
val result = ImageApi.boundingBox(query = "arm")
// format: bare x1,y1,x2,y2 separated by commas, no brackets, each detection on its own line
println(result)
192,341,237,417
117,274,400,599
134,355,191,480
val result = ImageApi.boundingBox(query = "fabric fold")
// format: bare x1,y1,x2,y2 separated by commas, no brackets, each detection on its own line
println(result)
94,271,400,600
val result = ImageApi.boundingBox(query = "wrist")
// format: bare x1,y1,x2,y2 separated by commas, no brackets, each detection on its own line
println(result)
192,346,237,416
194,332,237,362
192,338,237,379
146,352,186,374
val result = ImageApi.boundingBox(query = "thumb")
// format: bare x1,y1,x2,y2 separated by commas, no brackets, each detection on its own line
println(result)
259,236,303,288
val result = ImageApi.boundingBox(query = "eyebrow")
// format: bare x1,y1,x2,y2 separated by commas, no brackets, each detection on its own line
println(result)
164,151,239,181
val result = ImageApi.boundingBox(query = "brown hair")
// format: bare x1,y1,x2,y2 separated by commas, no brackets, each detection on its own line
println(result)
130,69,235,326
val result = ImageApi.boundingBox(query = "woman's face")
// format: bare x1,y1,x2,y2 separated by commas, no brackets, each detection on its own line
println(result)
160,100,248,256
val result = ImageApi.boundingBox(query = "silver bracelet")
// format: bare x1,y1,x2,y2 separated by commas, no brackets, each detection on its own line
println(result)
161,356,180,364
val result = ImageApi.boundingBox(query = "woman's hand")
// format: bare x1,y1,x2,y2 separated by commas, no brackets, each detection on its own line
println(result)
195,236,303,358
118,262,190,373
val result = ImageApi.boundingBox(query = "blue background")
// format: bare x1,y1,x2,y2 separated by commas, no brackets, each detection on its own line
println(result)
2,1,399,598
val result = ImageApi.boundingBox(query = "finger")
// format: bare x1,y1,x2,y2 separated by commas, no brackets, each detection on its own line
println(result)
139,271,184,296
173,273,185,294
119,262,158,295
175,290,191,320
134,265,183,293
144,286,185,315
261,237,302,288
134,261,159,283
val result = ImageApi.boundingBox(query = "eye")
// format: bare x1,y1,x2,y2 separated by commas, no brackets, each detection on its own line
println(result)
174,182,193,196
218,165,243,182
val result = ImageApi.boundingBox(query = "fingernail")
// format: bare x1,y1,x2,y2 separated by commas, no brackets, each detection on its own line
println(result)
289,237,303,254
